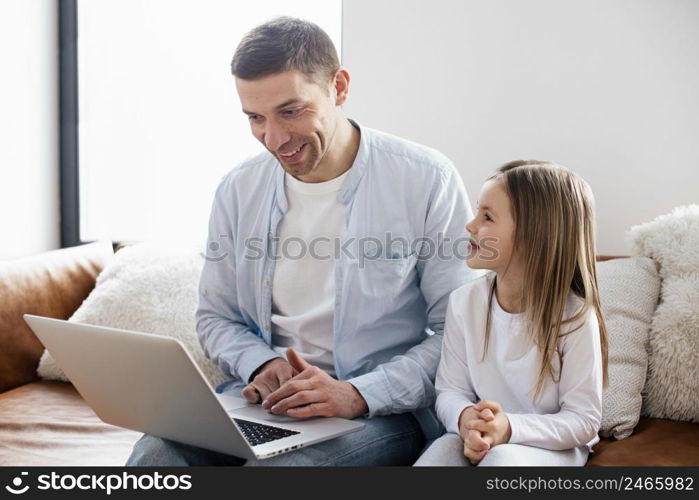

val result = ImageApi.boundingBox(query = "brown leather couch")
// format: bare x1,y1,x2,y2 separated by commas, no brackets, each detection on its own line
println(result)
1,243,698,466
0,242,140,466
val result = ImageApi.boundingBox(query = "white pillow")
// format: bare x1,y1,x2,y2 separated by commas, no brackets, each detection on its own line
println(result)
36,242,227,389
597,257,660,439
629,204,699,423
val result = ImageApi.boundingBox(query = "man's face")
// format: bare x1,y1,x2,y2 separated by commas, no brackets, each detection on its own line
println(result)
236,70,339,179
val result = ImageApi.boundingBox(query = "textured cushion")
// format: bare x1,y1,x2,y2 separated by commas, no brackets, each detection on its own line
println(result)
37,243,226,389
0,241,114,394
597,257,660,439
0,380,140,466
629,205,699,423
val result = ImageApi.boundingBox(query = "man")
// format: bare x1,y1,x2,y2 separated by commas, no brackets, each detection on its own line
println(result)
126,16,477,466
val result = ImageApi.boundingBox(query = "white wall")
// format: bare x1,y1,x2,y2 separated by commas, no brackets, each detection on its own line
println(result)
342,0,699,254
0,0,60,259
2,1,697,258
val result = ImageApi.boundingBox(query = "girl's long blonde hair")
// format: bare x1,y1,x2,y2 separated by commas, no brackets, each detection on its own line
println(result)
482,160,609,403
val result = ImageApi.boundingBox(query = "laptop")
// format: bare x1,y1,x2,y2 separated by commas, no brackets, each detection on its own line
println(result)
23,314,364,460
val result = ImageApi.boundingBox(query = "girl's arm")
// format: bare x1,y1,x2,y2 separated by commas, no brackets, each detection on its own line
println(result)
505,311,604,450
435,293,480,435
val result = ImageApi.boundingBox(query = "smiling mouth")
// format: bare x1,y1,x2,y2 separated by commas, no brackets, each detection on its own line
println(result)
278,143,306,160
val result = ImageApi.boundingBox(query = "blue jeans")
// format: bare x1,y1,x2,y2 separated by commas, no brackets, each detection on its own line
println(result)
126,413,425,466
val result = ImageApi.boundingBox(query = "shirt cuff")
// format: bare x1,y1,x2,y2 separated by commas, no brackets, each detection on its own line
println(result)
235,346,282,385
439,393,476,435
505,413,527,444
347,370,392,418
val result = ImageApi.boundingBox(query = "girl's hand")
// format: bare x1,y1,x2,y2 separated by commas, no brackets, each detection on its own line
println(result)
459,405,496,465
463,431,490,464
467,400,512,447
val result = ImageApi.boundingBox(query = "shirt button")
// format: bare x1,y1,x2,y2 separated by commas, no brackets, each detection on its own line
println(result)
263,280,271,287
202,289,208,296
263,323,270,330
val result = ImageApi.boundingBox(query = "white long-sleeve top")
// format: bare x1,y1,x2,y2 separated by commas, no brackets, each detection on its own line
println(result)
435,273,603,451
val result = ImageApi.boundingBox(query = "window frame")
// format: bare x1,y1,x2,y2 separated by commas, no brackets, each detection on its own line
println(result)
58,0,85,248
58,0,342,250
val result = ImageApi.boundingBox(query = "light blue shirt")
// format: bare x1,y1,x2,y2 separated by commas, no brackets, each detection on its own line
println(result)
195,120,478,440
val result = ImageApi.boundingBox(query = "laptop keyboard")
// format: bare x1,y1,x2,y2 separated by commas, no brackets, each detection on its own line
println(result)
233,418,300,446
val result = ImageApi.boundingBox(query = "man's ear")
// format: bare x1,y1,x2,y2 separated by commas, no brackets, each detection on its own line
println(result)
333,69,350,106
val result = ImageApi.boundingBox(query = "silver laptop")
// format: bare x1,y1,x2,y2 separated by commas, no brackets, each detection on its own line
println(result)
23,314,364,460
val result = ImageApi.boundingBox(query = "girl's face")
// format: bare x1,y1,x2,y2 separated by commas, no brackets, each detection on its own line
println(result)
465,178,517,273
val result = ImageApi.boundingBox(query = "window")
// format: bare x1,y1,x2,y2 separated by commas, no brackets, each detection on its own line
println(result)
66,0,341,245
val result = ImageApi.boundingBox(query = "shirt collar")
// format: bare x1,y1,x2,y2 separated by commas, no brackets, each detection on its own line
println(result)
339,118,368,205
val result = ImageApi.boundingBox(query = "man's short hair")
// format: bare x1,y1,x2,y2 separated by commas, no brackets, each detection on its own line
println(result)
231,16,340,84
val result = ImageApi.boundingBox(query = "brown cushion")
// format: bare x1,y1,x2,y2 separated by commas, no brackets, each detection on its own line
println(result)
588,417,699,465
0,241,113,393
0,380,140,466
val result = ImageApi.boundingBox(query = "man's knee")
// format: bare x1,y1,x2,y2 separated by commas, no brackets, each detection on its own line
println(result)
126,434,207,466
127,434,179,466
127,434,246,467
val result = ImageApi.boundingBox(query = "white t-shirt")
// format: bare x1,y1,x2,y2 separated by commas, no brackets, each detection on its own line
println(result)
270,169,351,376
435,272,603,451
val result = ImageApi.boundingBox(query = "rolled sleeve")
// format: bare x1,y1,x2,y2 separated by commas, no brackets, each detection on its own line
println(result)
347,369,393,417
196,173,279,385
237,349,283,386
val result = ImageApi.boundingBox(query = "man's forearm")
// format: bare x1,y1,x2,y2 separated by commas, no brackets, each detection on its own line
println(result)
196,314,279,384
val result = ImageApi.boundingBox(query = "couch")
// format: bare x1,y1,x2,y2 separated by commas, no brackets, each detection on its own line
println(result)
1,242,698,466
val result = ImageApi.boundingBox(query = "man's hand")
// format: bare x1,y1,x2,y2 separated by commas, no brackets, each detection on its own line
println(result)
241,357,297,403
261,348,369,419
465,400,512,455
459,405,495,465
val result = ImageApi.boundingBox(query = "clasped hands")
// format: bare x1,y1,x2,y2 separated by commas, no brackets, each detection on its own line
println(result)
459,400,512,465
241,348,368,420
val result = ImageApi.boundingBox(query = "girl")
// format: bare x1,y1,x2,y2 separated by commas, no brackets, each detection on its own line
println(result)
415,160,609,466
